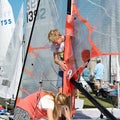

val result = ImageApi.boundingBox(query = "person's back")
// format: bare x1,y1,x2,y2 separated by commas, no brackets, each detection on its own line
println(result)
94,57,105,92
82,67,90,82
14,91,71,120
94,62,104,80
15,91,48,119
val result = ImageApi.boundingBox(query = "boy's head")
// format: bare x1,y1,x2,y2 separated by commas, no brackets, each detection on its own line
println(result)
48,29,62,42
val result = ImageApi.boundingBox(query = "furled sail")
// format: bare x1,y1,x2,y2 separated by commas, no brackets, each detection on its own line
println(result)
0,3,24,99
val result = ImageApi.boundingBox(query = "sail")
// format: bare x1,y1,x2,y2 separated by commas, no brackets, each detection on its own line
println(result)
23,0,38,52
17,0,68,99
63,0,120,118
62,0,120,93
73,0,120,57
0,0,15,63
0,3,24,99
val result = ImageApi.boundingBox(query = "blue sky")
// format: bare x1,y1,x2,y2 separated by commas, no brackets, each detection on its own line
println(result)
9,0,24,21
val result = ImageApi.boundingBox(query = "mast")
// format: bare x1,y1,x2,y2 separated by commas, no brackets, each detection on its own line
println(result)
67,0,71,15
63,0,72,95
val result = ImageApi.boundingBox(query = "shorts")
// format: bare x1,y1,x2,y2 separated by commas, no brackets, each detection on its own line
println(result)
56,70,63,88
13,107,30,120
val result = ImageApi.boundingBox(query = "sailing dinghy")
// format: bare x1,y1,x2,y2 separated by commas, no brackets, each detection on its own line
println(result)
13,0,120,119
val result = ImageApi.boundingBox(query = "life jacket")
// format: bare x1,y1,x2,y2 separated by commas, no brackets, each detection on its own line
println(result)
16,91,48,119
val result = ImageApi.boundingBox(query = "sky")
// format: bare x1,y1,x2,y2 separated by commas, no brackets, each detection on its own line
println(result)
9,0,24,22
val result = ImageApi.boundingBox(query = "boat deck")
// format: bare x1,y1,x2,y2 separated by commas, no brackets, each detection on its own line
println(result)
0,108,120,120
72,108,120,120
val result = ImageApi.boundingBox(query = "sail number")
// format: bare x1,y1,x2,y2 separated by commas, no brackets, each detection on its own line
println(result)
0,19,12,26
26,8,46,23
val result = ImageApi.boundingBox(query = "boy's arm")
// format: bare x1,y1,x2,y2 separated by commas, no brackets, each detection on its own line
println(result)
54,52,61,65
53,52,67,71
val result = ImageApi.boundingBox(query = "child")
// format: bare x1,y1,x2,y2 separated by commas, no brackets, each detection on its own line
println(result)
48,29,67,93
13,91,70,120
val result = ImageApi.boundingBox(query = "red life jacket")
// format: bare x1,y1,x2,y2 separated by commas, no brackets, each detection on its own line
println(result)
17,91,48,119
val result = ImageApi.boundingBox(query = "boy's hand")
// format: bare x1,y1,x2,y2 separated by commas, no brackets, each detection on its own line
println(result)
59,61,67,71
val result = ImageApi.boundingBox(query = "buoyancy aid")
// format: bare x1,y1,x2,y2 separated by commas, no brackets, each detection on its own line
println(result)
17,91,48,119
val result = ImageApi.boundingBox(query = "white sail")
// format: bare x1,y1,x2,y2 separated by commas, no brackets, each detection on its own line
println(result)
18,0,66,98
0,3,24,99
0,0,15,63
